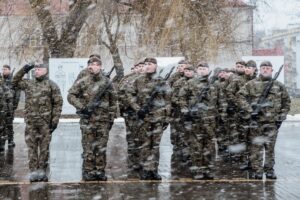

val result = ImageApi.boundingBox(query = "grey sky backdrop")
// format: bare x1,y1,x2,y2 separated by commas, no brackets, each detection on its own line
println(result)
252,0,300,32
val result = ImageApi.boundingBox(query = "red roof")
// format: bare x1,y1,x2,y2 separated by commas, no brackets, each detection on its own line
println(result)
0,0,69,16
252,47,284,56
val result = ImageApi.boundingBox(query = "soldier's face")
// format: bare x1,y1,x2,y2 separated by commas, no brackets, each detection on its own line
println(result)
260,66,273,77
177,64,187,73
218,71,226,78
2,67,10,76
197,67,209,76
137,64,144,73
88,62,102,74
145,62,157,73
34,67,48,77
184,69,194,78
245,66,256,76
236,64,245,72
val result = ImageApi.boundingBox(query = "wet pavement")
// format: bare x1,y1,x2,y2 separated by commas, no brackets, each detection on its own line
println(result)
0,120,300,199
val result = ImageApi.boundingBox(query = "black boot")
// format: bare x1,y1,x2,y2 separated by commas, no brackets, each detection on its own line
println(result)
95,171,107,181
82,171,98,181
151,171,162,180
249,171,263,180
266,171,277,179
29,171,40,182
140,170,152,180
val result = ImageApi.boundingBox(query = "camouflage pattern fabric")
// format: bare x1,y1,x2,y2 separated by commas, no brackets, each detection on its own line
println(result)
12,68,63,172
68,72,117,176
237,75,291,174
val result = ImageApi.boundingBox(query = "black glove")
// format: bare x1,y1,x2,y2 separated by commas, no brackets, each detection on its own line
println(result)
50,123,58,133
137,108,146,120
23,64,35,73
76,107,92,118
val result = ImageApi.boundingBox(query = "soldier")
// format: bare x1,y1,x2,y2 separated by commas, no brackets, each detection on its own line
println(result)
237,61,290,179
12,63,63,182
118,61,144,179
68,57,117,181
238,60,258,170
178,62,218,179
212,68,229,156
0,65,20,148
127,57,171,180
170,63,194,179
225,60,248,163
0,79,5,151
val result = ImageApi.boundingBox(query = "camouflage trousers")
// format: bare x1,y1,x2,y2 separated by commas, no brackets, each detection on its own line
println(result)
249,122,278,173
80,120,110,174
124,115,142,178
138,122,164,171
0,115,14,150
170,119,191,179
25,121,52,172
188,117,216,177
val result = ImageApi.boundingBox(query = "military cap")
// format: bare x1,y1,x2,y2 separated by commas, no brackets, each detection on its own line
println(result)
260,61,273,68
184,65,195,71
88,57,102,65
178,60,189,65
144,57,157,64
197,62,209,68
246,60,257,68
236,60,246,66
3,64,10,69
35,63,48,68
89,54,101,59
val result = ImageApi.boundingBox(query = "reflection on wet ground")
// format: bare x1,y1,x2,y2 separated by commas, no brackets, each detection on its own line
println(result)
0,121,299,199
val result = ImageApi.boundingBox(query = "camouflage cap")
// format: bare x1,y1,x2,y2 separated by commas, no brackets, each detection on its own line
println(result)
184,65,195,71
236,60,246,66
89,54,101,59
246,60,257,68
197,62,209,68
3,64,10,69
178,59,189,65
35,63,48,69
144,57,157,64
88,57,102,65
260,61,273,68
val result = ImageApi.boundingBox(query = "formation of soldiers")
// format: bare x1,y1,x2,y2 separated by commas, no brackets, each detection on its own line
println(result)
0,54,291,182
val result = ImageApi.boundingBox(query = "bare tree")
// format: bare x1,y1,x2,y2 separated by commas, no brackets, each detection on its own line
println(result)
28,0,95,58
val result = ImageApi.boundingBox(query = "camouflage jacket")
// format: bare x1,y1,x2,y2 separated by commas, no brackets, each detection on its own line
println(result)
68,72,117,122
225,73,247,108
178,75,218,118
12,69,63,126
237,75,291,123
118,73,139,113
1,75,21,115
212,79,228,121
127,73,171,122
171,76,192,117
168,72,183,88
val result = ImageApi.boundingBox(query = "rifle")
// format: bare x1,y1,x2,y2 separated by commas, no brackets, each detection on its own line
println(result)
104,66,115,78
187,71,216,119
137,66,175,119
76,79,112,119
251,65,284,116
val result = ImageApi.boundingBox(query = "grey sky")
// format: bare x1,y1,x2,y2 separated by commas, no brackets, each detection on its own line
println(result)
253,0,300,31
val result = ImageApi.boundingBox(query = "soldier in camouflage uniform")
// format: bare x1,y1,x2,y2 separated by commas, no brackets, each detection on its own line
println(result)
118,61,144,179
212,68,229,156
75,54,101,82
0,65,20,148
68,57,117,181
238,60,258,170
225,60,248,162
178,62,218,179
237,61,290,179
169,62,195,179
12,63,63,182
0,79,5,151
127,57,171,180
